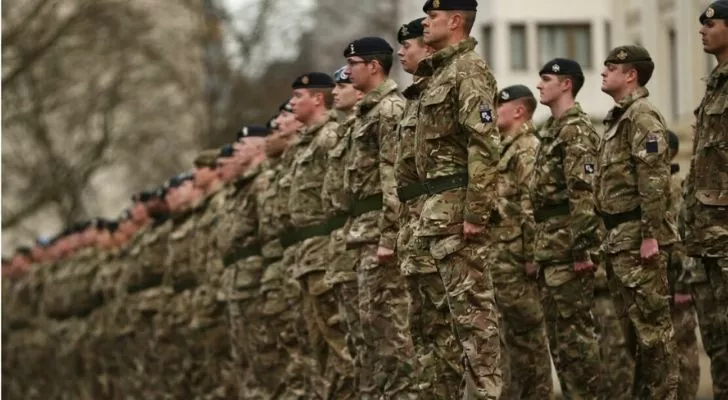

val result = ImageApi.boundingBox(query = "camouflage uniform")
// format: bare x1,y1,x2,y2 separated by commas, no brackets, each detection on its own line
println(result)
490,121,553,400
287,111,341,398
321,111,360,399
396,77,462,399
411,38,501,399
595,86,679,399
592,263,635,400
529,102,603,399
345,78,415,399
683,54,728,400
216,170,265,398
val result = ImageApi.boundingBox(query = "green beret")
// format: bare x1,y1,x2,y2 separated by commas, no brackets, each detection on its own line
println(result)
700,0,728,24
291,72,335,89
423,0,477,12
604,45,652,65
498,85,535,104
398,18,426,43
194,149,219,168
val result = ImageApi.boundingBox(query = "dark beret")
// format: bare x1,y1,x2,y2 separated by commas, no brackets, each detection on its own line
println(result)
291,72,335,89
334,65,351,84
398,18,426,43
132,190,155,203
237,125,270,141
343,37,394,58
278,99,293,112
497,85,535,104
106,220,119,232
700,0,728,24
167,172,194,188
16,246,32,256
539,58,584,77
218,144,235,159
154,186,167,198
423,0,477,12
604,45,652,65
194,149,219,168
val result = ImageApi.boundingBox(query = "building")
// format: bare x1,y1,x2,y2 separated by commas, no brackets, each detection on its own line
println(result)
398,0,615,123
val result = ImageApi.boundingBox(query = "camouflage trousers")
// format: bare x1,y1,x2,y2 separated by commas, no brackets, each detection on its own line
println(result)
333,279,360,400
491,259,553,400
538,263,602,399
605,249,679,400
592,290,634,399
673,305,701,400
691,257,728,400
355,244,416,399
414,234,503,399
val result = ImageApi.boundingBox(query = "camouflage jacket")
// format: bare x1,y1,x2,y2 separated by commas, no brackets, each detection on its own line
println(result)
255,157,287,262
216,167,261,257
396,77,429,222
596,87,678,254
413,37,500,235
192,187,228,284
684,60,728,257
494,121,539,263
530,102,601,263
343,78,403,251
289,111,339,228
164,208,201,289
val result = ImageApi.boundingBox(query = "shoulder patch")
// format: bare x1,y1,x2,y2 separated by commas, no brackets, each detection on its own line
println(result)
479,105,493,123
646,134,659,153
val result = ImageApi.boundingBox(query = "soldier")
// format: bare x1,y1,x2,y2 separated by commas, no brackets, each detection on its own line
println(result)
394,17,464,397
530,58,603,399
342,37,416,399
284,72,341,398
491,85,554,400
684,3,728,398
321,65,363,398
405,1,503,397
596,45,679,399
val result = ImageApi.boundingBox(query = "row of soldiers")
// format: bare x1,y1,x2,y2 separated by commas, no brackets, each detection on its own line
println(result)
3,0,728,399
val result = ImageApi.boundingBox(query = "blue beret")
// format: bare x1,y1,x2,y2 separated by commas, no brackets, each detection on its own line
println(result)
700,0,728,24
539,58,584,77
398,18,426,43
292,72,335,89
423,0,477,12
334,65,351,84
343,37,394,57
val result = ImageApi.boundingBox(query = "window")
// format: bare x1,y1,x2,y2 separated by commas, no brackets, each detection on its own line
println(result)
481,25,494,67
510,24,527,71
538,24,592,68
668,29,679,119
605,21,611,54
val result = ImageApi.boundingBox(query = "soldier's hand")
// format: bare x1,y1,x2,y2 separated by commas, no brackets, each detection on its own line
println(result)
640,238,659,263
463,222,484,239
376,246,395,265
573,260,595,275
525,262,538,278
674,292,693,309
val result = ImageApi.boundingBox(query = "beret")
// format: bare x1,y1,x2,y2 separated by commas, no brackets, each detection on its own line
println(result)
343,37,394,58
167,172,194,188
194,149,219,168
398,18,426,43
237,125,270,141
291,72,335,89
423,0,477,12
498,85,536,104
334,65,351,84
218,144,235,158
539,58,584,77
16,246,32,256
700,0,728,24
604,45,652,65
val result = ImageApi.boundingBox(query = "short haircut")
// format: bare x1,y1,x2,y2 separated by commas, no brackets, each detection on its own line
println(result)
309,88,334,109
362,53,393,75
458,11,476,34
517,97,538,118
556,74,585,97
622,60,655,86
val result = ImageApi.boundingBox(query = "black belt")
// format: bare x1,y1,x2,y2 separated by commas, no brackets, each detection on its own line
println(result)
279,214,348,249
223,244,261,267
350,193,383,218
599,207,641,230
533,202,571,223
397,173,468,202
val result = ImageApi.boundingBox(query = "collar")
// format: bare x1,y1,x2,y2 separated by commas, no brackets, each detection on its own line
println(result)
357,79,399,115
415,38,477,77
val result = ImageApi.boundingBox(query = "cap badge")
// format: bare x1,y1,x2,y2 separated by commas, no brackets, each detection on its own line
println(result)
433,0,440,8
301,75,309,85
552,64,560,73
401,25,409,36
616,49,628,60
500,91,510,100
349,43,355,55
242,127,249,137
706,7,715,18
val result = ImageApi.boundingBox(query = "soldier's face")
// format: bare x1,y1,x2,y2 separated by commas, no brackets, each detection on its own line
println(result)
193,167,216,188
332,82,360,111
291,89,317,122
537,74,566,106
10,254,31,271
131,202,148,223
398,38,431,74
346,57,374,91
276,110,302,135
600,63,631,95
423,11,450,49
700,19,728,55
496,101,518,132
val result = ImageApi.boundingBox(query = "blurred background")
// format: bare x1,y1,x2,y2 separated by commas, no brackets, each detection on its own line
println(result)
0,1,718,395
